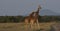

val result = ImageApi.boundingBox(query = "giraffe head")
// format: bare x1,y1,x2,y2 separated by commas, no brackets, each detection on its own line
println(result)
38,5,42,9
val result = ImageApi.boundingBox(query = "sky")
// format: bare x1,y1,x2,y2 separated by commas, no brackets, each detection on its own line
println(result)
0,0,60,16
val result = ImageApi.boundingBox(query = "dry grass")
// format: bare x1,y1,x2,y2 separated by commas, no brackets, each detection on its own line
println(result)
0,22,59,31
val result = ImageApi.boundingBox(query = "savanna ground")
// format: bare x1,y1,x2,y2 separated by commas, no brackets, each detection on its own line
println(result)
0,22,60,31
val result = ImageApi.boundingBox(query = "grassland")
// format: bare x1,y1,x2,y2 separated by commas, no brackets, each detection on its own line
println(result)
0,22,59,31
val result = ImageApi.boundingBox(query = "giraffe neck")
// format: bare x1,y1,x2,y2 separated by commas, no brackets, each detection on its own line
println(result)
36,5,41,14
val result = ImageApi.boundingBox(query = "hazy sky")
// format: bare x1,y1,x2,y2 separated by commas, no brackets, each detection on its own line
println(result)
0,0,60,16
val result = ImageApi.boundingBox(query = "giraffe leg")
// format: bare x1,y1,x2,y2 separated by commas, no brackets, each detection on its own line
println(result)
25,19,29,31
30,19,34,29
36,19,40,29
25,19,28,24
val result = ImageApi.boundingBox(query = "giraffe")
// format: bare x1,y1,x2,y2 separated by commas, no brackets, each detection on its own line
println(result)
30,5,41,29
24,5,42,29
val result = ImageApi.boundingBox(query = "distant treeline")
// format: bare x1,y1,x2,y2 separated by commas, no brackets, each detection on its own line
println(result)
0,15,60,23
